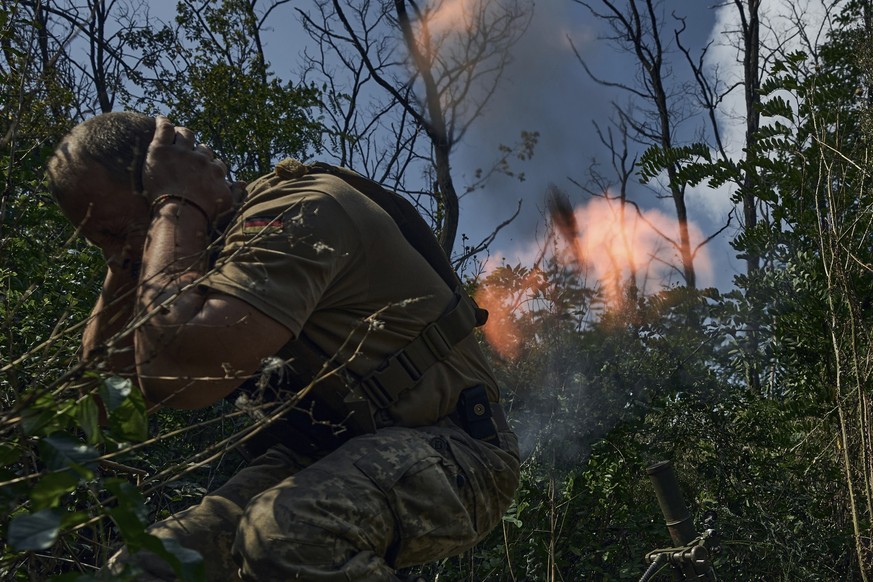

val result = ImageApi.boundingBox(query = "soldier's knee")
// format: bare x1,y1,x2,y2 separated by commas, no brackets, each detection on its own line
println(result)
232,488,341,577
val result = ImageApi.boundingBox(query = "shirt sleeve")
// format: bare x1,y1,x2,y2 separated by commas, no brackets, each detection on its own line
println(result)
202,187,358,336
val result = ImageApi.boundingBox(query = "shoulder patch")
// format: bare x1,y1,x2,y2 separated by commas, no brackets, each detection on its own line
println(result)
243,216,284,235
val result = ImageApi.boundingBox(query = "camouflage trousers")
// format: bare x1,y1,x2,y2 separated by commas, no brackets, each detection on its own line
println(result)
106,418,519,581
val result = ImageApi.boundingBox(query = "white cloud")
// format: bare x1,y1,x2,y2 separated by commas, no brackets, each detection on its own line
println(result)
705,0,840,160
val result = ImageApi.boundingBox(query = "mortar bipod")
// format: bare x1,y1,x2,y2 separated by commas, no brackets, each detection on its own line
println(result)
640,461,720,581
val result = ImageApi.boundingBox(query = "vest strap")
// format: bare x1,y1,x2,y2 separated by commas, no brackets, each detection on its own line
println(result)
350,290,478,416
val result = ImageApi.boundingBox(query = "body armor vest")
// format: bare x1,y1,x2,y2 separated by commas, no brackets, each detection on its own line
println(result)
231,161,487,457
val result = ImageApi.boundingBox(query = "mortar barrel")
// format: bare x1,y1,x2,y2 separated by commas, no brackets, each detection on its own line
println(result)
646,460,697,546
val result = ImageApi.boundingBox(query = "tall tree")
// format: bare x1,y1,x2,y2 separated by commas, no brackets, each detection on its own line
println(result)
127,0,323,180
19,0,153,118
742,0,873,573
300,0,533,256
573,0,703,288
667,0,767,390
735,0,762,275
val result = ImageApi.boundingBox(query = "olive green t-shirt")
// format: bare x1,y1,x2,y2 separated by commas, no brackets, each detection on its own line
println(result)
204,164,499,426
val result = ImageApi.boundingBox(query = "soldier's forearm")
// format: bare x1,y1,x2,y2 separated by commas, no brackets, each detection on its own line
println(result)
82,265,139,370
81,264,143,425
135,199,211,333
133,199,218,408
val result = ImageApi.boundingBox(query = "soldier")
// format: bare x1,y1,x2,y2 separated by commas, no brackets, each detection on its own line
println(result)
47,111,520,581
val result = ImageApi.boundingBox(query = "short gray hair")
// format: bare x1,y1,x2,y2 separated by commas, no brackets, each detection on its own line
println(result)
47,111,156,201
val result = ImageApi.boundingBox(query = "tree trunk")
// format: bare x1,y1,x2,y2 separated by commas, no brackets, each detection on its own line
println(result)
740,0,760,275
393,0,460,256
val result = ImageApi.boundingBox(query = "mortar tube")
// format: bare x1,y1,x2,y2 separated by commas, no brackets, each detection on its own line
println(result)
646,460,697,547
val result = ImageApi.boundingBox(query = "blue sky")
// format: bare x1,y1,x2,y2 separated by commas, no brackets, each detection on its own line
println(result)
449,2,730,289
448,0,837,292
145,1,834,292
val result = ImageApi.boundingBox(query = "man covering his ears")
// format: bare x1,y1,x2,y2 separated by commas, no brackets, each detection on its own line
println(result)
47,112,519,581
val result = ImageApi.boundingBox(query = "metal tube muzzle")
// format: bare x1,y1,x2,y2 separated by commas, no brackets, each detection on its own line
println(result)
646,460,697,547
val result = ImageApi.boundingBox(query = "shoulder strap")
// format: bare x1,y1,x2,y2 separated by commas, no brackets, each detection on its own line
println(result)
307,162,488,325
274,287,480,434
352,289,479,409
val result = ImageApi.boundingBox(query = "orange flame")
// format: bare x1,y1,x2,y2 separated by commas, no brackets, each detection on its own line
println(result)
474,195,713,360
475,264,544,360
562,197,707,304
425,0,476,35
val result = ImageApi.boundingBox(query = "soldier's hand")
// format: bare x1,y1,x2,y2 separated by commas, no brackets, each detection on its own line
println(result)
143,116,243,222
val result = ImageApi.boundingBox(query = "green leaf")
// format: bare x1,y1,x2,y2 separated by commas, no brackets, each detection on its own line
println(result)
108,503,147,543
77,394,102,445
108,387,148,443
0,441,22,465
40,433,98,478
21,405,59,437
108,501,205,581
502,514,523,528
59,510,90,530
8,508,62,550
145,537,205,582
97,376,148,442
103,476,204,579
100,376,133,413
105,479,150,525
31,471,80,510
